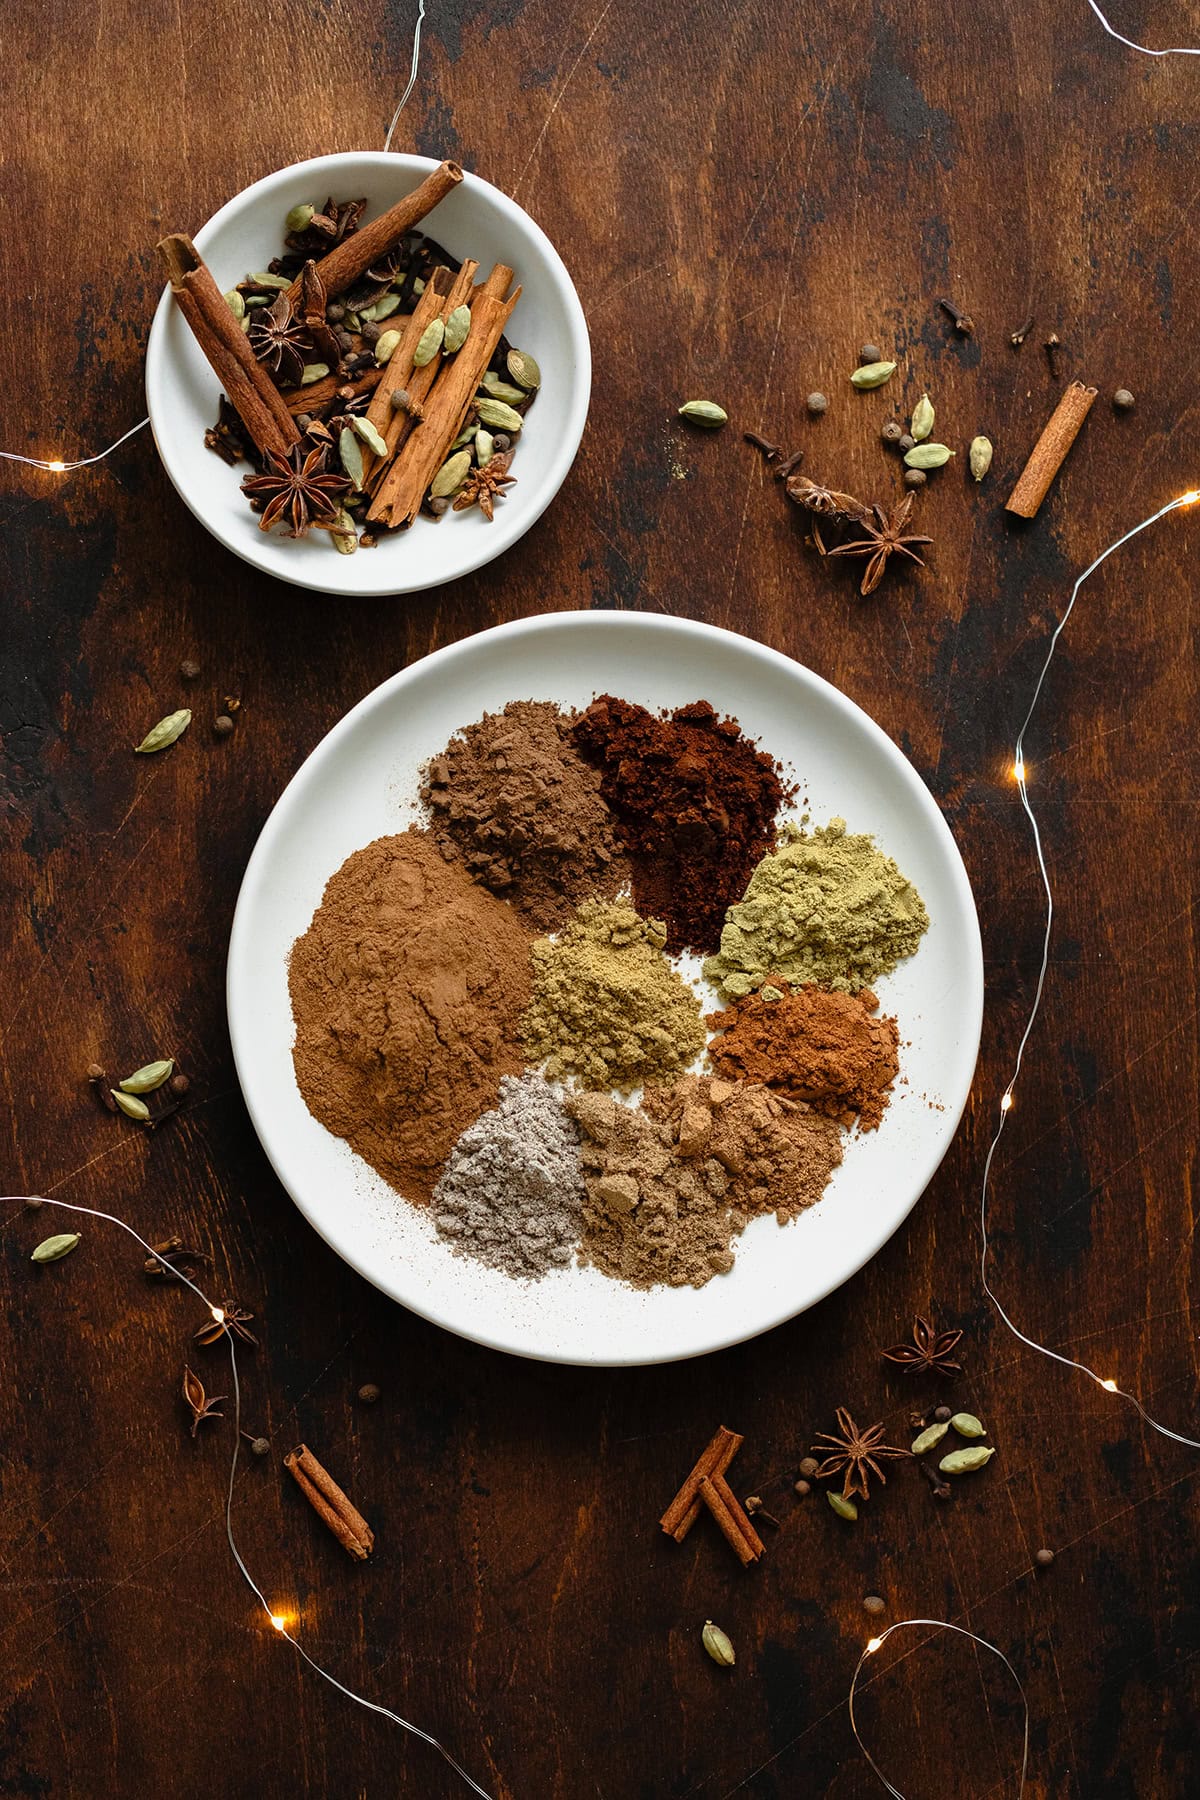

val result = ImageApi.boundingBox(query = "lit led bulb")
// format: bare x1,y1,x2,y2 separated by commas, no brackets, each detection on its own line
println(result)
865,1636,883,1655
1101,1378,1118,1392
210,1306,225,1324
270,1613,287,1631
47,459,66,473
1012,758,1026,782
1000,1092,1014,1112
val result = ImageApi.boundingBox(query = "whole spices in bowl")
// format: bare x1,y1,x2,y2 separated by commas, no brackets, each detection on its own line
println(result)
158,159,543,553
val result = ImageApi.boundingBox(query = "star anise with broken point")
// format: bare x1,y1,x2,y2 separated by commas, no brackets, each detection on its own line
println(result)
451,451,517,522
810,1407,907,1502
247,292,309,387
882,1315,964,1378
241,444,351,537
826,491,933,596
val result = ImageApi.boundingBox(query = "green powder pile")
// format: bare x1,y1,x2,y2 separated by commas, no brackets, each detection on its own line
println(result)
702,819,929,998
524,899,706,1091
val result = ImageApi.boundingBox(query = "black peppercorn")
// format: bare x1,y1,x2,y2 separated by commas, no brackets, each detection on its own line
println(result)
214,714,234,737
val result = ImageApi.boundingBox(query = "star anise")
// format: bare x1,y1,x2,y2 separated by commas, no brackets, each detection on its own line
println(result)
810,1407,907,1502
182,1365,226,1438
451,452,517,522
194,1301,259,1348
784,474,872,553
882,1315,964,1378
247,292,309,387
826,491,933,596
241,444,351,537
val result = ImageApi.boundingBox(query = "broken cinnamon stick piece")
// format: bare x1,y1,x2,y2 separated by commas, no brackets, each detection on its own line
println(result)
157,233,300,461
288,159,463,306
1005,380,1098,519
660,1425,744,1540
699,1476,761,1567
284,1443,374,1560
279,367,383,416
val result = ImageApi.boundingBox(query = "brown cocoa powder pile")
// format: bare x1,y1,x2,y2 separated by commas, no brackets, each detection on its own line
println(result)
706,980,900,1130
571,696,787,955
569,1075,842,1288
288,828,534,1204
420,699,630,930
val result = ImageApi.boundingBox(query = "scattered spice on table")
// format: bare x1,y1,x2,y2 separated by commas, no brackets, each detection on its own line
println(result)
572,696,788,954
289,827,534,1203
522,899,706,1091
421,700,629,929
703,819,929,998
706,979,900,1129
433,1073,585,1277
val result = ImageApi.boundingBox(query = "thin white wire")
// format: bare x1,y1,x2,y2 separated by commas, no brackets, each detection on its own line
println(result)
383,0,429,150
0,417,149,472
6,1192,492,1800
849,1619,1029,1798
1085,0,1200,55
980,490,1200,1451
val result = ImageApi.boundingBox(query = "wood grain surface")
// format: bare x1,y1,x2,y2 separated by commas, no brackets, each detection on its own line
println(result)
2,0,1199,1794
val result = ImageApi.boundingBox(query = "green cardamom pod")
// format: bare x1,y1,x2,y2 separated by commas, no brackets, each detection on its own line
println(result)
111,1090,151,1121
450,422,480,452
903,442,955,469
249,272,291,289
507,348,541,391
969,435,993,481
702,1621,735,1667
339,428,365,491
242,295,272,310
299,363,330,386
429,449,473,499
351,417,389,459
678,400,728,427
31,1233,81,1264
827,1490,858,1520
375,330,402,365
135,710,192,754
413,318,445,367
910,1421,949,1457
939,1445,996,1475
949,1412,985,1438
443,304,472,353
479,372,528,405
476,429,495,467
119,1059,174,1095
328,508,358,554
224,289,245,321
344,312,362,332
474,399,524,434
285,203,315,233
850,361,897,390
911,392,935,442
371,293,402,322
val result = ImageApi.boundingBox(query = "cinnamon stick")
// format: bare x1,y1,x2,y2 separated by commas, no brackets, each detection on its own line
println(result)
287,159,463,306
660,1425,744,1541
367,263,518,530
698,1477,761,1567
707,1473,764,1559
361,261,479,492
280,367,383,416
157,234,300,461
1005,380,1098,519
284,1443,374,1560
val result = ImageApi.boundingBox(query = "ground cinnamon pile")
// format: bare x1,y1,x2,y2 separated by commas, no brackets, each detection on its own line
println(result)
288,827,533,1203
571,696,787,955
707,981,900,1130
420,700,629,929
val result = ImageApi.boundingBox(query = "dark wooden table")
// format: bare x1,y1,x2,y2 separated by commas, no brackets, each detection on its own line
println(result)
3,2,1199,1794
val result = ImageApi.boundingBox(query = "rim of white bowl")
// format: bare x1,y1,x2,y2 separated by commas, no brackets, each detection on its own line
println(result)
227,611,985,1366
145,152,592,597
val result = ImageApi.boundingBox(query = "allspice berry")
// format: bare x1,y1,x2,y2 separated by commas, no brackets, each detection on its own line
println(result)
882,420,904,444
169,1072,190,1097
1113,388,1135,411
1035,1547,1055,1567
86,1062,106,1081
214,714,234,737
898,432,915,452
798,1456,819,1477
249,1436,270,1457
179,658,200,682
806,392,828,415
357,1382,381,1404
933,1405,953,1423
904,469,927,488
794,1479,811,1496
860,343,882,364
862,1594,886,1616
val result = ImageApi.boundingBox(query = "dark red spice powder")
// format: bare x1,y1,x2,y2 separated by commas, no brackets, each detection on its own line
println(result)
572,696,788,954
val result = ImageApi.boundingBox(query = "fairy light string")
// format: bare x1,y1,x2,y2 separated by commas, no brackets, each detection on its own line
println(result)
1085,0,1200,56
4,1191,493,1800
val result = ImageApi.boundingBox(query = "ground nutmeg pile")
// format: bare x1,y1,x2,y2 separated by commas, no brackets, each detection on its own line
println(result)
288,695,932,1288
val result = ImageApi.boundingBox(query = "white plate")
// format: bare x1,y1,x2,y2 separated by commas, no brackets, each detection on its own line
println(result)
227,614,983,1365
145,152,591,596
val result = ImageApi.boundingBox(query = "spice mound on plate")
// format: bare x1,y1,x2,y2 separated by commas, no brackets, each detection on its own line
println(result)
703,819,928,998
569,1075,841,1288
288,827,533,1203
433,1073,585,1278
571,695,787,955
523,899,706,1091
420,699,630,930
707,980,900,1130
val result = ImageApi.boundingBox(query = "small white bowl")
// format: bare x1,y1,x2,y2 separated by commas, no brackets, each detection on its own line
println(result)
145,152,590,596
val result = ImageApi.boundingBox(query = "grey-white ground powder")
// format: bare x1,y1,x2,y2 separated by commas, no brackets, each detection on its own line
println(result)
433,1073,585,1278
